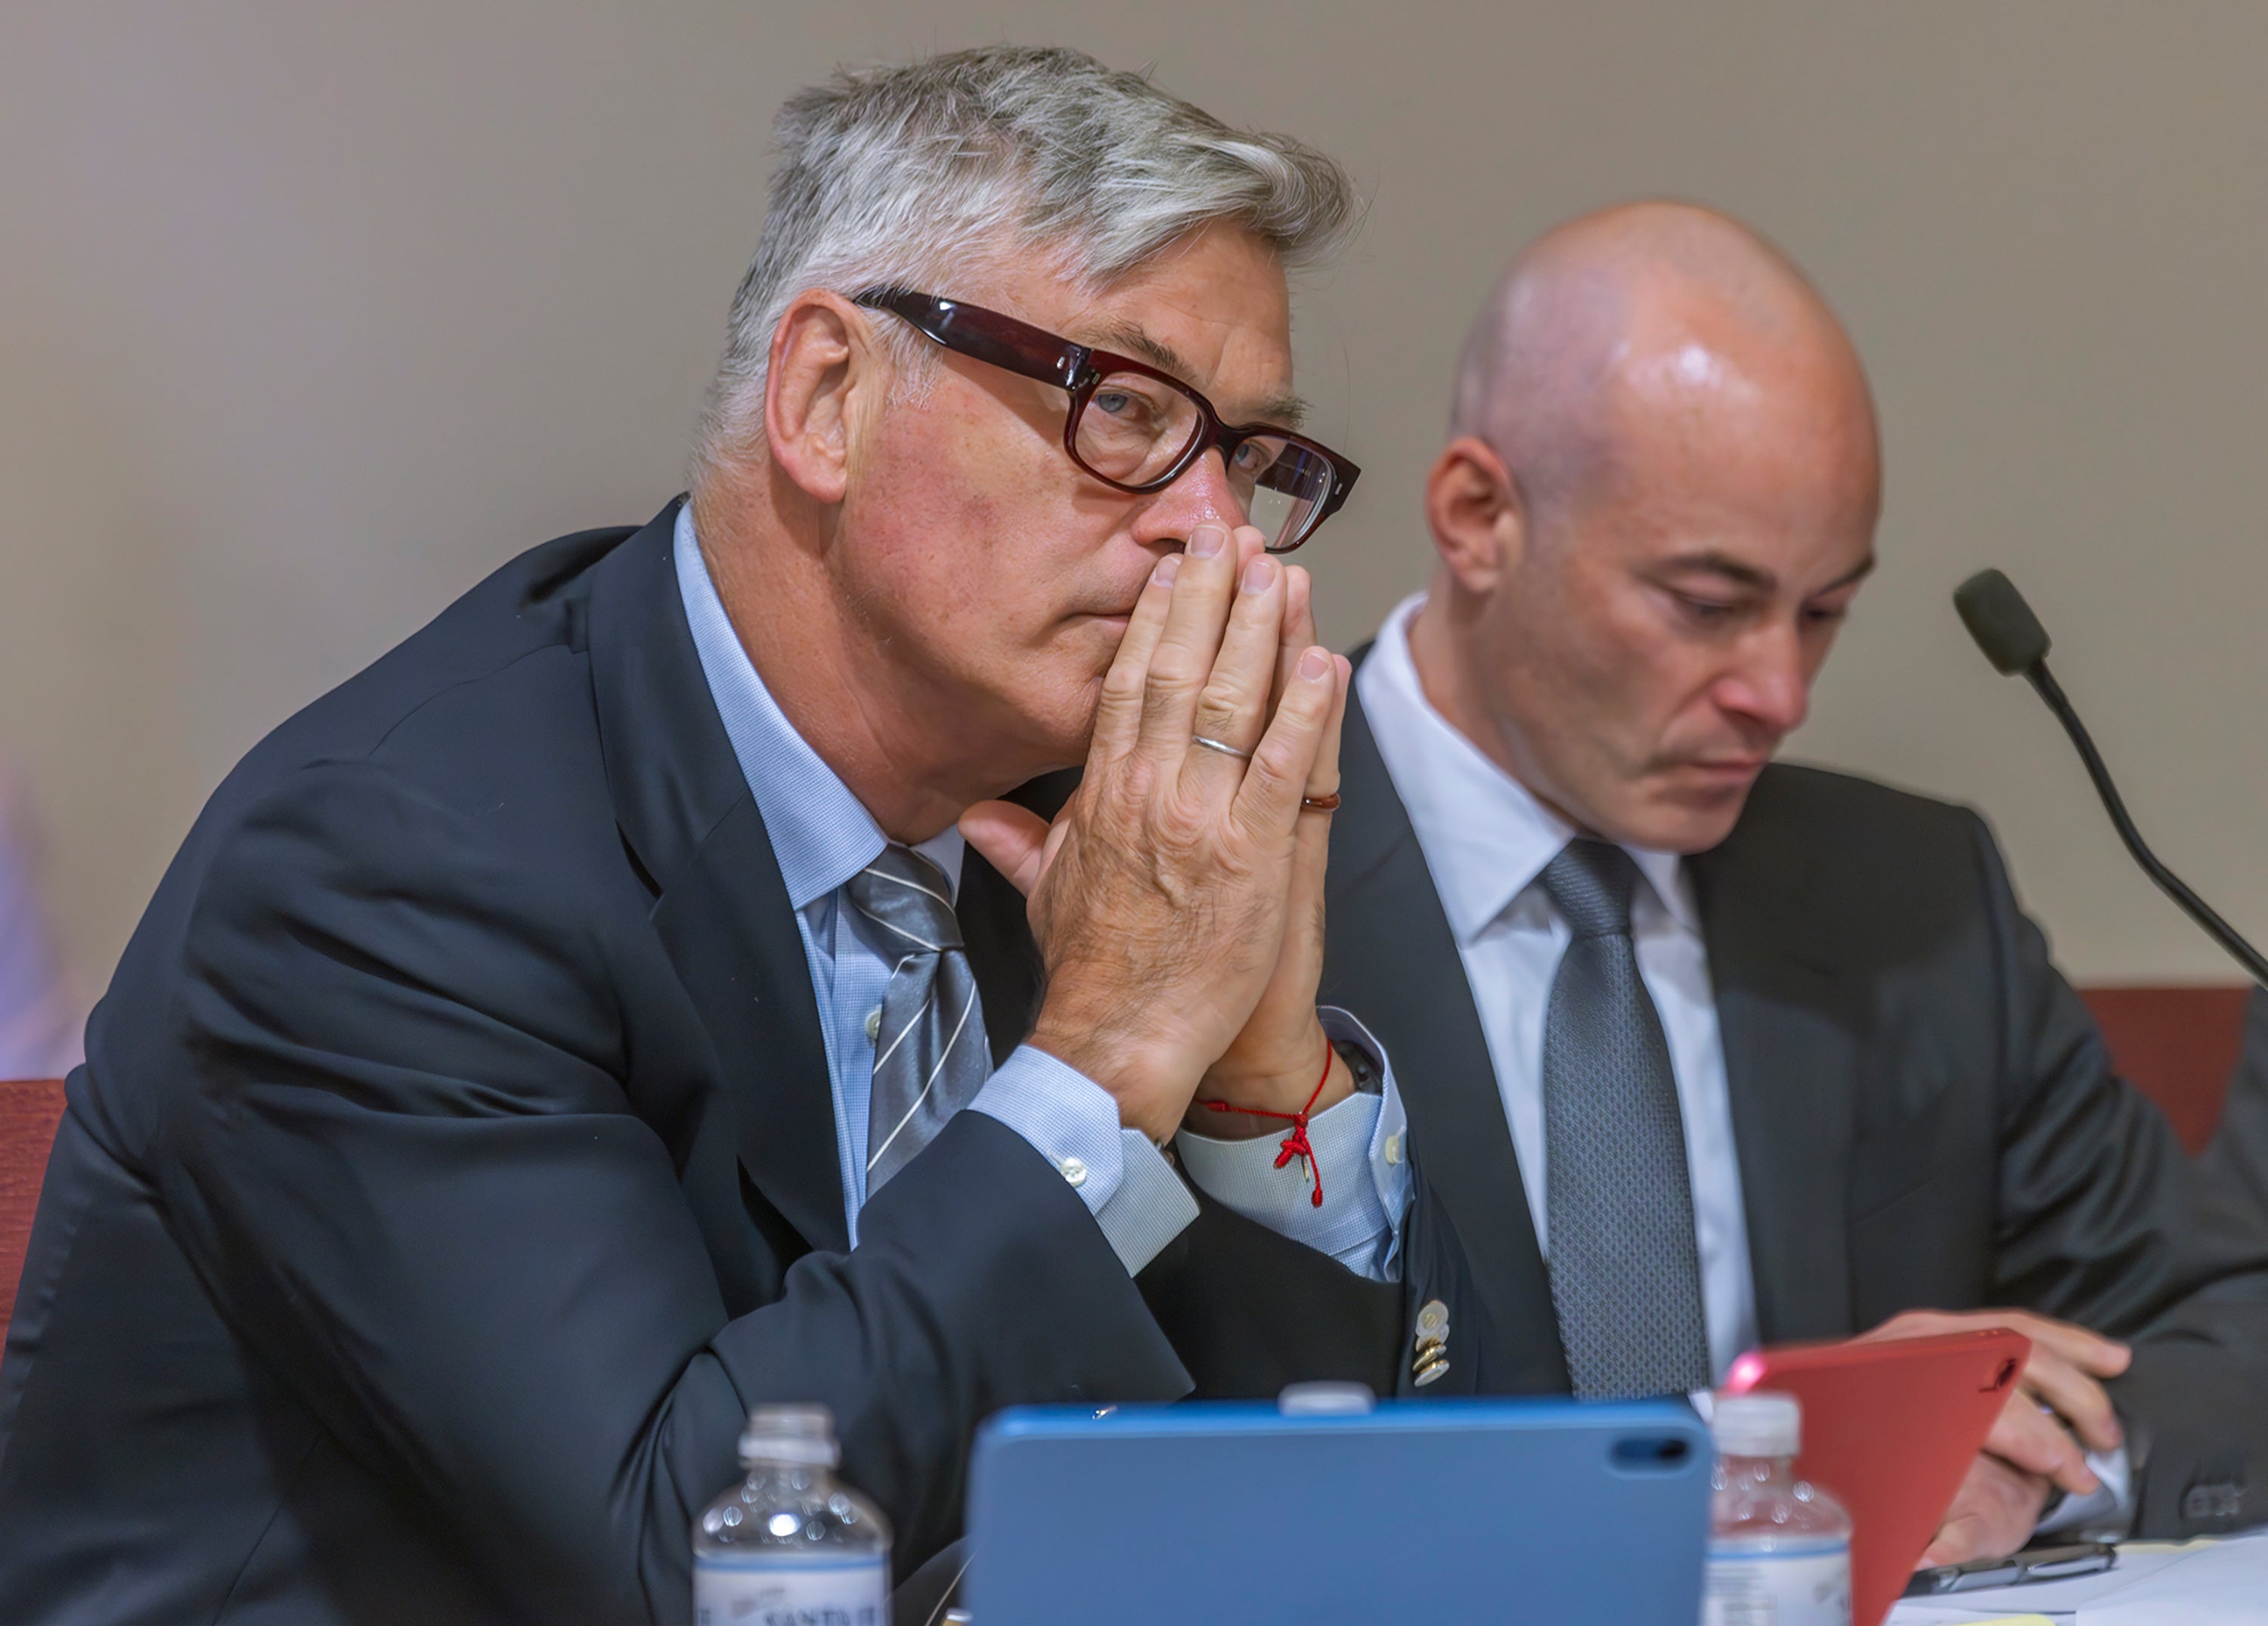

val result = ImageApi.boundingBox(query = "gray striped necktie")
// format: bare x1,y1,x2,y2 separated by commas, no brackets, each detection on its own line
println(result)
1538,838,1712,1399
848,844,987,1197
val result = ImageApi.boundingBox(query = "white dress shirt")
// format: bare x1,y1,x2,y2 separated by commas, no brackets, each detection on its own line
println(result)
1357,592,1759,1380
674,504,1406,1278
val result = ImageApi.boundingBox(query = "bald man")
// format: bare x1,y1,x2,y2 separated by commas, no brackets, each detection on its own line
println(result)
1321,203,2268,1563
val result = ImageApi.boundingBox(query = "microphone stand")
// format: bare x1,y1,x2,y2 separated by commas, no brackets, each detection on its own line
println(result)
2023,659,2268,988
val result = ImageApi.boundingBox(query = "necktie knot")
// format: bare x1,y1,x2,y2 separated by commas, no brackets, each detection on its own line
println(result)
1540,839,1639,940
847,844,962,956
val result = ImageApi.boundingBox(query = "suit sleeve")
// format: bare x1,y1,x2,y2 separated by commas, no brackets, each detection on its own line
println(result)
1136,1149,1491,1402
2200,987,2268,1222
1973,815,2268,1536
156,760,1189,1621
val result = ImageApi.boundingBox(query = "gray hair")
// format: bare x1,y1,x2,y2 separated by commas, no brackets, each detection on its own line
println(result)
692,45,1359,479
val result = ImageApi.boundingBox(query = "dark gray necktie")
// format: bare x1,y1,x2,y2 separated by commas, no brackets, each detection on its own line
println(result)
849,844,987,1197
1538,838,1712,1399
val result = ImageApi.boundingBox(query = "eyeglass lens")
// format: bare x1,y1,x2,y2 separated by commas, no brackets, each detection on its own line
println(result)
1073,370,1333,551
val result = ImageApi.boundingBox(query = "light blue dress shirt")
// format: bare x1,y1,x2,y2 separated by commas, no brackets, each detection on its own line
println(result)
673,505,1407,1278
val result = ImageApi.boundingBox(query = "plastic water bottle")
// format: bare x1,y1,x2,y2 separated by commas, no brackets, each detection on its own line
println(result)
1704,1392,1851,1626
693,1404,892,1626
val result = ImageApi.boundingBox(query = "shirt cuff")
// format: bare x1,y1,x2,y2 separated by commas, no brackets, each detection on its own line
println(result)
968,1045,1198,1276
2035,1440,2134,1538
1172,1007,1411,1281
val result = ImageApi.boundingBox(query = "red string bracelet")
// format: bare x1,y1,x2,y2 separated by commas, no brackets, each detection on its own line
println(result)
1203,1039,1334,1207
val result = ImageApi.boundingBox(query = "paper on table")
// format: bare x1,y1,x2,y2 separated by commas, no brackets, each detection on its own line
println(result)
1885,1532,2268,1626
1884,1540,2202,1625
2081,1532,2268,1624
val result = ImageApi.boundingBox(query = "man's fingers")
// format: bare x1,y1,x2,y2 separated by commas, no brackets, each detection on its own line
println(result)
1982,1389,2100,1496
1873,1309,2111,1488
1866,1307,2130,1381
1919,1513,1991,1570
1919,1454,2051,1568
1235,646,1337,836
1180,553,1289,794
1136,522,1244,757
2020,1317,2132,1380
1278,656,1349,944
1091,552,1181,760
959,801,1055,897
2018,1346,2124,1454
1272,564,1317,709
1867,1305,2129,1455
1306,652,1349,800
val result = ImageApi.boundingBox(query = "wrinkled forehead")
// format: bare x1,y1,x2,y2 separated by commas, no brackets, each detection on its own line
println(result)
984,225,1306,426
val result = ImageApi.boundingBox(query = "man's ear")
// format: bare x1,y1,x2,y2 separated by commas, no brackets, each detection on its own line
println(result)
1424,435,1525,595
764,290,878,506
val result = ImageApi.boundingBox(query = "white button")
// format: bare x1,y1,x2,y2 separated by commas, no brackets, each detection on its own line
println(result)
1385,1132,1403,1166
863,1007,882,1044
1059,1156,1088,1188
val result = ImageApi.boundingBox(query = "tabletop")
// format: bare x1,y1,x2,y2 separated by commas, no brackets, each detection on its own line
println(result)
1885,1529,2268,1625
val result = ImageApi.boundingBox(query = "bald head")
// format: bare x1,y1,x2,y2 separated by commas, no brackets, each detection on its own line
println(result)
1411,201,1883,855
1449,201,1877,525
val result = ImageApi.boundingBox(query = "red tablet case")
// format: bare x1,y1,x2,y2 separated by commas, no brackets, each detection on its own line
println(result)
1721,1329,2030,1626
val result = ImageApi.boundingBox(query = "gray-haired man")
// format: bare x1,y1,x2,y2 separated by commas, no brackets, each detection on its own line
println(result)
0,46,1458,1624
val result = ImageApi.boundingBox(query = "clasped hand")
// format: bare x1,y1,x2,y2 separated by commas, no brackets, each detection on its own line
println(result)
1862,1307,2132,1566
962,521,1355,1144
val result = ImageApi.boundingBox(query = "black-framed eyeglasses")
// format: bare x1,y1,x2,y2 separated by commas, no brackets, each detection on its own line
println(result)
854,286,1359,554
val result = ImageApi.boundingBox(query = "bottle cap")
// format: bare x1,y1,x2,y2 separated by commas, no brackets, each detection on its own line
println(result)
1277,1381,1377,1417
1711,1392,1800,1458
739,1404,841,1469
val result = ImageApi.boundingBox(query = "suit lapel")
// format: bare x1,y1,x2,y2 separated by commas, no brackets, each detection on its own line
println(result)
1324,678,1571,1392
1690,776,1862,1343
959,844,1046,1067
587,501,848,1255
959,765,1075,1065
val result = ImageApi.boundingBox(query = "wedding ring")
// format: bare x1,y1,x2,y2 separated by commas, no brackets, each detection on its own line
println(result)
1300,791,1343,812
1190,734,1253,761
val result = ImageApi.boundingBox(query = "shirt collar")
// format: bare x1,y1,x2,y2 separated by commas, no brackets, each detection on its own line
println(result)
674,503,963,910
1356,591,1694,943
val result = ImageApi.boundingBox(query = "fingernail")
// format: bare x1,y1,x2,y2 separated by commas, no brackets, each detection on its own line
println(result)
1190,523,1226,559
1241,556,1277,594
1154,553,1181,588
1298,646,1331,681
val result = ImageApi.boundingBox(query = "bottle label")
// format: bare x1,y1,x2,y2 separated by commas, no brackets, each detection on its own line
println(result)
693,1555,891,1626
1704,1546,1851,1626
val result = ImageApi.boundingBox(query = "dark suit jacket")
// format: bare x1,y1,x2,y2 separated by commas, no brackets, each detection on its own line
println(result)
2203,986,2268,1225
1323,677,2268,1538
0,506,1473,1625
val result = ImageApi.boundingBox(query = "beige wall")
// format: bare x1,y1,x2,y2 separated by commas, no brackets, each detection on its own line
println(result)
4,1,2264,1000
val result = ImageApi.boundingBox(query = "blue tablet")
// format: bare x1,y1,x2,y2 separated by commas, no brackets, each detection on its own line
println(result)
965,1389,1711,1624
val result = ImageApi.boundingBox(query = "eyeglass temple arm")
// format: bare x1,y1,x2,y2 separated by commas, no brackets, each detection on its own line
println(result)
856,288,1091,392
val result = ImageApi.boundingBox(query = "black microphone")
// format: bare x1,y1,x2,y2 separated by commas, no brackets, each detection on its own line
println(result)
1954,568,2268,987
